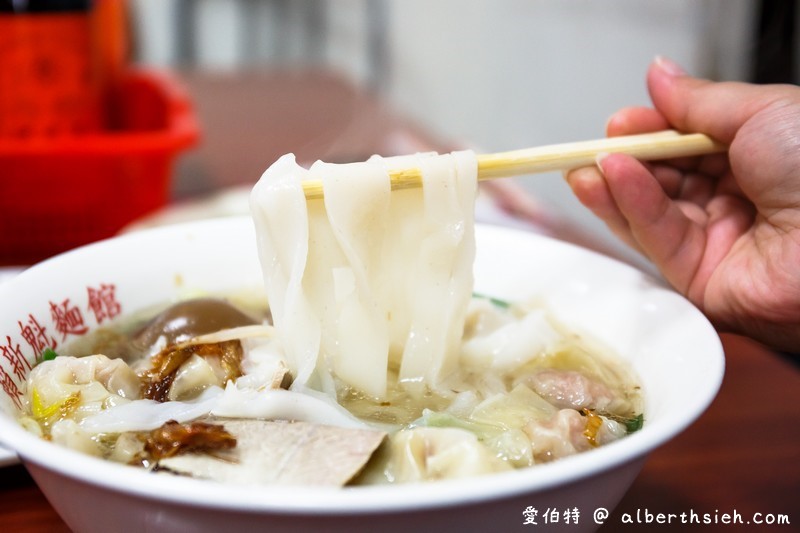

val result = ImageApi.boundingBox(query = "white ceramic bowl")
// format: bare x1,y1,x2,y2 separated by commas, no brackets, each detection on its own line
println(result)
0,218,723,533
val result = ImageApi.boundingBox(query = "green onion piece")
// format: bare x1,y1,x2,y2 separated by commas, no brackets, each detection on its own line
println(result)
624,413,644,434
472,292,511,309
41,347,59,362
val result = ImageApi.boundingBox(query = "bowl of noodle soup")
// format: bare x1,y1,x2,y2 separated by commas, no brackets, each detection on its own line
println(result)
0,152,723,533
0,217,723,532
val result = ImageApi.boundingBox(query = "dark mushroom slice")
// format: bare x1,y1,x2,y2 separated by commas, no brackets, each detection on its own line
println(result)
133,298,260,356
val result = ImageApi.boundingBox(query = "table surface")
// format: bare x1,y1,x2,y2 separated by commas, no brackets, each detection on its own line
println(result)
1,70,798,532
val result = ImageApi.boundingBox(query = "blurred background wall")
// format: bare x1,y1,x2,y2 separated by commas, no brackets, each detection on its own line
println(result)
126,0,794,267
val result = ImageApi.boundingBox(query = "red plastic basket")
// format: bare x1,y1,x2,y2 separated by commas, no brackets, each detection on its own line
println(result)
0,69,200,265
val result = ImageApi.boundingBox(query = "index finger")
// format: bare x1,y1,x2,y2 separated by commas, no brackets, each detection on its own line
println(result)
647,57,799,144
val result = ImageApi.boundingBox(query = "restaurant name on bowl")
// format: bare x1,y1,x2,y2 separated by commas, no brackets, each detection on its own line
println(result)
0,282,122,409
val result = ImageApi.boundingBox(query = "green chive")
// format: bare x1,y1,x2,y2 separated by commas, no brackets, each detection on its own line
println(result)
472,292,511,309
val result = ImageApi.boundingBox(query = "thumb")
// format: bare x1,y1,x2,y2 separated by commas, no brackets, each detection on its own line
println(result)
647,57,789,144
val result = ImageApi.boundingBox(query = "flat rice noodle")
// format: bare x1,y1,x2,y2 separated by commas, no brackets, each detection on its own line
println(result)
310,159,391,398
79,386,224,433
79,383,368,433
211,383,368,429
250,151,477,399
250,154,320,388
375,151,476,390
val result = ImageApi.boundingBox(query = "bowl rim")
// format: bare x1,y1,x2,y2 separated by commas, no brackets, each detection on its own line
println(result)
0,217,725,514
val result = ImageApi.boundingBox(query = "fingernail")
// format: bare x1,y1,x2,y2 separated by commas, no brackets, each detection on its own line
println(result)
604,115,616,135
595,152,608,176
604,114,624,136
654,55,686,77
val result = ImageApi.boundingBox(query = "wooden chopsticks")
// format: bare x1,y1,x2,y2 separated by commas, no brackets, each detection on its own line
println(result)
302,130,726,200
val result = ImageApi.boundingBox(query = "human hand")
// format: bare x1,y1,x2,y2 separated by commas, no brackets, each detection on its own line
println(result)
565,57,800,351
